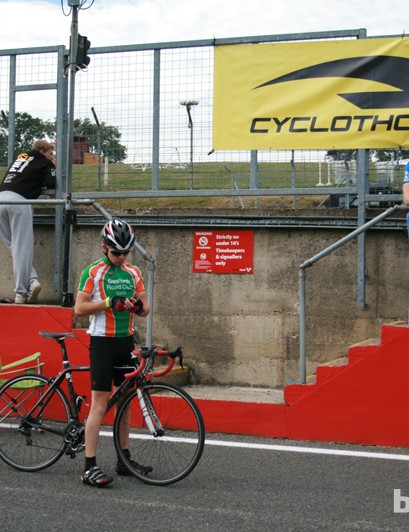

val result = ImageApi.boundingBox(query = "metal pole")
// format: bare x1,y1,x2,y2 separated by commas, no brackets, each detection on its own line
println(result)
298,203,403,383
291,150,296,209
356,149,369,309
299,266,307,383
152,49,160,191
91,106,101,191
62,3,79,307
54,45,68,298
187,105,193,188
179,100,198,190
8,55,16,166
250,150,259,208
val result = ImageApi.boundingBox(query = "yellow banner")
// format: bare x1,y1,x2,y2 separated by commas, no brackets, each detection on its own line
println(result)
213,37,409,150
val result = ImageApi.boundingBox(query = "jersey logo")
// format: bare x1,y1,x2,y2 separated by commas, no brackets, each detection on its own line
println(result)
17,152,30,161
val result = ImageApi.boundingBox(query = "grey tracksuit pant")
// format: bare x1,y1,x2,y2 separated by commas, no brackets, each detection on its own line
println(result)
0,191,39,296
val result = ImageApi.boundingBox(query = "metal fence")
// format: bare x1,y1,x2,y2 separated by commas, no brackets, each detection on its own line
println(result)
1,27,404,208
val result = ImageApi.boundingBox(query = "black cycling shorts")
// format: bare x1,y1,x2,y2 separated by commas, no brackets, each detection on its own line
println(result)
89,335,135,392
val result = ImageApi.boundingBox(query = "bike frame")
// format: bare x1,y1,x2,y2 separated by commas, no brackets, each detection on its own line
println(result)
15,365,90,436
0,332,204,484
16,336,183,439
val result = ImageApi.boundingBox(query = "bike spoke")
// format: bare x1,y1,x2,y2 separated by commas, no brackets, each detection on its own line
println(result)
0,375,71,471
114,382,205,485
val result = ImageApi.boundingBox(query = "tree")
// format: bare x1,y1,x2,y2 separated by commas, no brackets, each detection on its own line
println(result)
73,117,127,163
371,149,409,162
0,112,127,166
327,148,409,162
0,112,55,164
326,149,356,161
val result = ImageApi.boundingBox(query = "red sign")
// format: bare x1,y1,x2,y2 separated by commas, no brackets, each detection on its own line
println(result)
193,230,254,274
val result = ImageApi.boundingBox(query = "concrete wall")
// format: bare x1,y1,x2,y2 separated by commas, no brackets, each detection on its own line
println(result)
1,218,408,388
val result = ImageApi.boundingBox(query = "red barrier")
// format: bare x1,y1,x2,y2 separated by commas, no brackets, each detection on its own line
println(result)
1,306,409,447
285,324,409,447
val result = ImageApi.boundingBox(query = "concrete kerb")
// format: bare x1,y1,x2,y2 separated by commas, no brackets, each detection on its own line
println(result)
152,365,285,404
183,384,285,404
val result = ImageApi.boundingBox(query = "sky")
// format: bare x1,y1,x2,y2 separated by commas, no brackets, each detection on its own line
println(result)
0,0,406,166
0,0,405,51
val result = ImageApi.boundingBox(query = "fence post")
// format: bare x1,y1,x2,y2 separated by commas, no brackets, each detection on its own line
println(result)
250,150,259,207
299,266,307,383
357,149,370,309
152,49,161,191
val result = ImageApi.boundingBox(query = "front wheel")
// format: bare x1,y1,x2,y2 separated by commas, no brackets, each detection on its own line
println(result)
0,374,71,471
113,381,205,485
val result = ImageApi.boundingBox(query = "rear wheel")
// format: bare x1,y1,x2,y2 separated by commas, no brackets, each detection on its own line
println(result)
0,374,71,471
114,381,205,485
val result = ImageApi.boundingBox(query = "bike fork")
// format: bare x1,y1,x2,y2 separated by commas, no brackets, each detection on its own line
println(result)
137,388,164,437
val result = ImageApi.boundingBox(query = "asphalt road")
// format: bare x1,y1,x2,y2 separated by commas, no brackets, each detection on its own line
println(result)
1,431,409,531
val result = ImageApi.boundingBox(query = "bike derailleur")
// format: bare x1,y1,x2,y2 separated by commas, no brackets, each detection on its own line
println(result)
64,419,85,458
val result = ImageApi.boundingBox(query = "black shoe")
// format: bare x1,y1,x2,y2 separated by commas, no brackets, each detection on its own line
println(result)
81,466,113,487
116,458,153,476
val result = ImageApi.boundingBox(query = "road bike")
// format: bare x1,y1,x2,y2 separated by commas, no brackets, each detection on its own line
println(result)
0,331,205,486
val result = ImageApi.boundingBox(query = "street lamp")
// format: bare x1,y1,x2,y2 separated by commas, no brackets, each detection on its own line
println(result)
180,100,199,189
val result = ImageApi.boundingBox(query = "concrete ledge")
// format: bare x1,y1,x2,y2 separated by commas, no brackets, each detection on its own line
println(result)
152,365,190,387
183,385,284,404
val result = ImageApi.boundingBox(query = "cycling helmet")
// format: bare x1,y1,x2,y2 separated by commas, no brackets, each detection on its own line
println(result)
101,218,135,252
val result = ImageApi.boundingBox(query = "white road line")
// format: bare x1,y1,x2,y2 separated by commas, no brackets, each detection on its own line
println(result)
100,429,409,461
204,438,409,461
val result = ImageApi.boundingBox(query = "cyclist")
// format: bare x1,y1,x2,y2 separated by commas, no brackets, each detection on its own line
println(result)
74,218,151,487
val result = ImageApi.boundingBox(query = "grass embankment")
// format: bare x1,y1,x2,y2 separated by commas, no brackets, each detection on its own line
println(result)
1,160,396,210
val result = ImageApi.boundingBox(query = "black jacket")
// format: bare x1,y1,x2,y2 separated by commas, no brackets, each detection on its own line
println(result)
0,149,56,199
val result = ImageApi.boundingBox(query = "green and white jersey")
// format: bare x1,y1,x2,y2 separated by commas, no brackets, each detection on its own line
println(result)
78,256,145,337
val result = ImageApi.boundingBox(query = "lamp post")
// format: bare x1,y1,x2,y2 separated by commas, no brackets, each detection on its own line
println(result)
180,100,199,189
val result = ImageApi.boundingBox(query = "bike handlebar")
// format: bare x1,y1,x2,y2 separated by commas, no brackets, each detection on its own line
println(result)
124,346,184,379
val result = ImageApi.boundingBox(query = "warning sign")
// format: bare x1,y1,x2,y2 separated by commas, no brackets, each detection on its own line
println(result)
193,230,254,274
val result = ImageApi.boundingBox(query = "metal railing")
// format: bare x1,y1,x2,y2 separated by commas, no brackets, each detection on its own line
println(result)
298,203,408,383
0,196,155,347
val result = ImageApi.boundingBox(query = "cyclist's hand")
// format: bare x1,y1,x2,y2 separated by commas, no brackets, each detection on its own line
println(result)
109,296,126,311
129,298,144,315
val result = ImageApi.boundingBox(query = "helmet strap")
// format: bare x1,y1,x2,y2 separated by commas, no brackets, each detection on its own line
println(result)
103,247,115,266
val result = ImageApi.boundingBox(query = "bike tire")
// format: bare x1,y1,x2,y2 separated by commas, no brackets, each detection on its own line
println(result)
0,373,71,471
113,381,205,486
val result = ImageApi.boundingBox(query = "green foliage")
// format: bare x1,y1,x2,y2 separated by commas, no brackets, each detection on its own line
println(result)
73,117,127,163
0,112,55,164
371,149,409,161
326,149,356,161
327,148,409,162
0,112,127,165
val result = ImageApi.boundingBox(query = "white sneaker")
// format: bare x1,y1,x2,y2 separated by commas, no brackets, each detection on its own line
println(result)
27,280,41,304
15,293,27,304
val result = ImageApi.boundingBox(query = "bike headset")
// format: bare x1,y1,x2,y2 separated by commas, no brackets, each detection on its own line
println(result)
101,218,135,260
